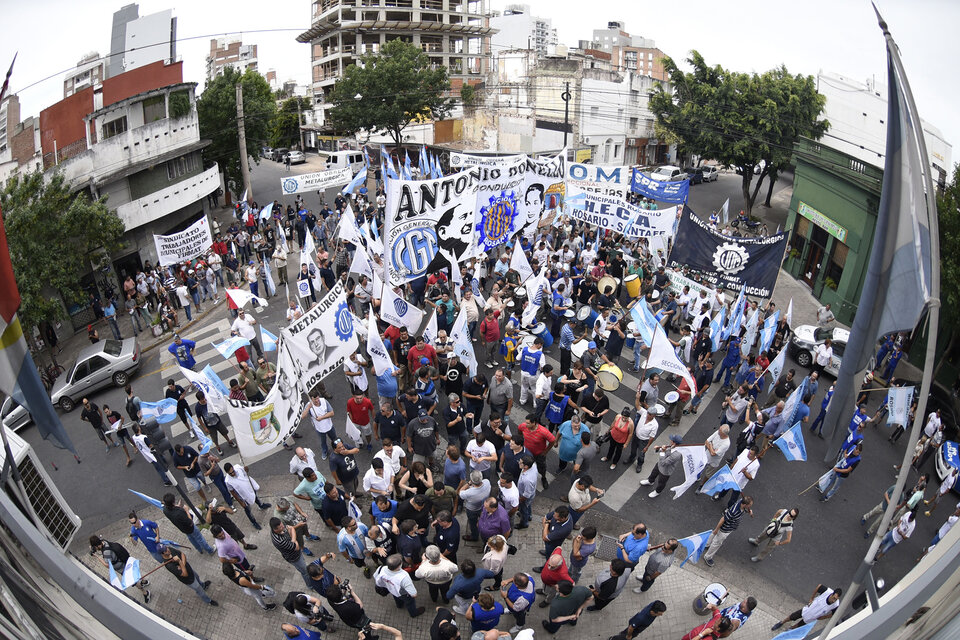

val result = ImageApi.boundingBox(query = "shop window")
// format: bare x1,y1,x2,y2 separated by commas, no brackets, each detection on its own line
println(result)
824,241,848,288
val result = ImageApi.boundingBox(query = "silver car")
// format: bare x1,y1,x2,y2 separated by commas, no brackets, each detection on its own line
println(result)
0,396,31,432
51,339,143,412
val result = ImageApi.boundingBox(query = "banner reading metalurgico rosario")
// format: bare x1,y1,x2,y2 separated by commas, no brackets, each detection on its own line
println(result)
630,169,690,203
568,193,677,238
280,167,353,194
668,207,788,298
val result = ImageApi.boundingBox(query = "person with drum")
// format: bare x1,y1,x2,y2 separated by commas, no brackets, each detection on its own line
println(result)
580,341,610,399
550,284,570,339
558,317,579,376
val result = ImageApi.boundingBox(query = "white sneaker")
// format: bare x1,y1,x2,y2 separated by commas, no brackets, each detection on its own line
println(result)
639,479,652,486
509,626,521,635
452,605,468,616
648,490,660,498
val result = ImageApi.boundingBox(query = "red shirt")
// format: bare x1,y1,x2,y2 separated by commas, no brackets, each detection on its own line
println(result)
479,317,500,343
519,422,556,456
677,378,692,403
346,396,374,426
407,344,437,370
383,325,401,347
213,240,229,255
234,346,250,364
539,548,572,587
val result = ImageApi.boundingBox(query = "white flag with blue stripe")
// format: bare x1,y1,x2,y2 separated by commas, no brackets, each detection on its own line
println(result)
772,421,807,462
187,414,215,453
629,299,658,348
677,529,712,567
140,398,178,424
213,336,251,359
342,163,368,194
740,308,760,358
722,288,746,341
709,306,726,353
765,347,787,386
772,622,816,640
108,557,142,590
760,310,780,354
887,385,915,426
128,488,163,508
180,365,229,413
700,465,742,496
261,326,278,352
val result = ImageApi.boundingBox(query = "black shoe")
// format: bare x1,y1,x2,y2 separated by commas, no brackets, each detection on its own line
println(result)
258,502,272,510
264,603,277,610
141,580,149,587
533,566,543,573
202,580,211,589
209,600,219,606
412,606,426,618
539,550,548,556
143,590,151,604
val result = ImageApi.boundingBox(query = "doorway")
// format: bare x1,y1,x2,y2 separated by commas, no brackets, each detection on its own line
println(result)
802,226,829,287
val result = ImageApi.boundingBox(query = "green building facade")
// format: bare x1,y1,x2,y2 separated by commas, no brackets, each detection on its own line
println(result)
783,137,884,326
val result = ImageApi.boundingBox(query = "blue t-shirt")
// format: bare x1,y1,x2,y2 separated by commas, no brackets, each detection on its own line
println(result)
370,499,397,528
506,578,536,612
470,602,504,631
307,558,337,595
519,348,543,376
556,421,590,462
629,603,660,633
377,370,399,398
168,339,197,369
444,457,466,487
130,519,160,554
284,625,323,640
621,534,649,563
447,568,495,599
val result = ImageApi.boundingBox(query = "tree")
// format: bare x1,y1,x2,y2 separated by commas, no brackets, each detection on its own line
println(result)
1,171,124,336
271,96,310,149
933,164,960,377
650,52,828,216
197,68,275,196
328,39,450,148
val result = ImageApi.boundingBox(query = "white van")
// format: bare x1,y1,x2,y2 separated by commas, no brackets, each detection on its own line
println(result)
318,150,365,174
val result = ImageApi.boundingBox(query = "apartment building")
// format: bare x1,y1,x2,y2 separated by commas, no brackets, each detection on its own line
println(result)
206,38,259,82
63,53,107,98
490,4,557,57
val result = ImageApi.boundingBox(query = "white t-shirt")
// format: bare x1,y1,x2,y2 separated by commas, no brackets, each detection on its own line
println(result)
133,434,156,463
935,514,959,543
344,357,369,392
308,399,334,433
731,450,760,489
891,513,916,544
499,483,520,510
175,285,192,307
289,449,318,477
925,413,942,438
705,431,731,465
802,588,839,623
635,411,659,440
362,466,394,494
225,467,260,505
466,439,497,472
232,315,257,341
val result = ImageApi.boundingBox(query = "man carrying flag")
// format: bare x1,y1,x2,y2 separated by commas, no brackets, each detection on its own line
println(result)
702,495,754,567
89,535,150,603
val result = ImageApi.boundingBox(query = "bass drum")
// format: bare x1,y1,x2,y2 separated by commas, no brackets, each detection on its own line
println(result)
598,275,619,296
571,339,590,360
597,363,623,391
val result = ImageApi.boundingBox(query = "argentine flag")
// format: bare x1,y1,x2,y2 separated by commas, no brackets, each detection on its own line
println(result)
187,414,215,453
203,365,230,396
213,336,251,359
629,300,657,347
108,557,142,590
700,465,742,496
772,622,816,640
140,398,178,424
128,488,163,508
760,310,780,354
261,326,279,352
342,163,368,194
722,288,746,341
709,306,726,353
677,529,713,567
772,421,807,462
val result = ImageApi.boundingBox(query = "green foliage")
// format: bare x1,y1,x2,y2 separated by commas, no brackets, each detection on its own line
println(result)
197,68,275,195
650,51,828,215
460,84,476,107
0,171,125,329
169,91,191,119
329,39,450,147
271,97,310,148
937,164,960,318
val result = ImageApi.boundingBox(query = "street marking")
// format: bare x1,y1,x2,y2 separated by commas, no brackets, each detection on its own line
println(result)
158,319,233,364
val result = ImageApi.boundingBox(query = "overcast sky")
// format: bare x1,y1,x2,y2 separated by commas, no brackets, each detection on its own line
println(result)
4,0,956,165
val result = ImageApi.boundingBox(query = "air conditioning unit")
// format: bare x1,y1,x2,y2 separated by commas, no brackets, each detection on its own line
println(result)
1,427,81,551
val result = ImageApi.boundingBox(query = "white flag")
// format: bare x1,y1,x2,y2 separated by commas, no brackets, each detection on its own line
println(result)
366,307,396,376
740,309,760,358
349,246,375,282
785,298,793,328
226,288,268,308
720,198,730,225
647,325,697,395
300,232,316,268
371,269,385,300
336,205,365,246
522,266,548,327
765,347,787,385
670,446,709,499
450,305,478,375
887,386,915,426
452,264,464,303
509,246,534,284
180,365,230,413
422,310,439,346
381,286,425,333
361,221,384,257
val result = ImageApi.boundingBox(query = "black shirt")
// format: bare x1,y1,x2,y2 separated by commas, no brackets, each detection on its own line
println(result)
442,405,467,436
81,403,103,428
401,396,430,421
329,452,360,484
321,491,349,525
444,362,468,397
395,500,432,531
376,411,406,442
272,529,301,563
172,446,201,478
580,394,609,425
330,597,367,628
463,379,487,408
165,385,189,411
394,336,417,368
163,549,196,585
162,505,195,535
397,534,423,565
434,519,461,558
577,282,597,305
430,608,458,640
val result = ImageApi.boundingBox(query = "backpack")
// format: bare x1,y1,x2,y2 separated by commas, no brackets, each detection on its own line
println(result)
125,397,140,422
103,540,130,567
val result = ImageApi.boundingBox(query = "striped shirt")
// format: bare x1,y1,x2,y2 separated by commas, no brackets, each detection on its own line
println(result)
719,501,745,533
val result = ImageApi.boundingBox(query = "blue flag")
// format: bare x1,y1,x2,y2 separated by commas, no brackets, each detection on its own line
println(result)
772,421,807,462
261,326,278,352
128,489,163,508
187,414,215,453
709,306,726,353
431,153,442,178
629,301,657,348
772,622,816,640
760,310,780,354
402,152,413,180
700,465,742,496
677,529,713,567
140,398,178,424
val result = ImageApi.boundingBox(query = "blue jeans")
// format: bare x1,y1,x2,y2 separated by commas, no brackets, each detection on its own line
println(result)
214,269,224,286
191,291,202,308
317,428,337,457
183,304,192,321
106,317,122,340
240,502,262,529
250,282,259,298
130,314,142,334
810,407,828,434
288,554,311,588
209,472,234,506
187,574,212,603
690,392,706,411
633,340,644,370
187,527,214,554
821,471,845,500
149,460,168,484
518,498,532,528
879,530,898,555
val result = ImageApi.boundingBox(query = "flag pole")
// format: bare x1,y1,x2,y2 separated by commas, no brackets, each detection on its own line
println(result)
809,6,942,638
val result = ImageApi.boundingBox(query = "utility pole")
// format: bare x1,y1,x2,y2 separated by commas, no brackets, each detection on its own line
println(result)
236,83,252,201
296,97,306,152
561,82,572,149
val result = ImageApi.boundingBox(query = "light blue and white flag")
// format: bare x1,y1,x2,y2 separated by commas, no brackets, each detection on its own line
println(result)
740,308,760,358
709,306,726,353
261,326,279,352
419,145,428,176
760,310,780,354
108,557,142,590
402,152,413,180
887,385,915,426
128,488,163,508
202,364,230,396
187,414,215,453
380,146,398,181
723,288,746,341
139,398,178,424
213,336,251,359
780,378,809,434
772,622,816,640
700,466,741,496
431,153,443,179
720,198,730,225
180,365,229,412
342,163,368,194
765,347,787,385
677,529,713,567
629,300,658,348
258,202,274,221
772,421,807,461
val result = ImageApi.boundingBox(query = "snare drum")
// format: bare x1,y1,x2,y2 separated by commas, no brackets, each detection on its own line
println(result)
625,321,637,349
650,403,667,416
597,363,623,391
563,309,576,320
663,391,680,410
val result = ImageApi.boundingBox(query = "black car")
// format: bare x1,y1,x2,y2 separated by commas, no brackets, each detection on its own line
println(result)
684,168,704,185
895,377,960,442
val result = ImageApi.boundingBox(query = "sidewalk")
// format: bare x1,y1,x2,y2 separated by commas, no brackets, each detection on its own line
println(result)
76,473,798,640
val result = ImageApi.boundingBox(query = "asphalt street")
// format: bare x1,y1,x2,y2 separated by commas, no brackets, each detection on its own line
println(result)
20,158,938,612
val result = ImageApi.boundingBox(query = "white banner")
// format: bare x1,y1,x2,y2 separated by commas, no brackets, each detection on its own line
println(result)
887,386,915,426
281,283,358,393
296,279,312,298
280,167,353,195
449,152,525,168
566,163,632,200
153,217,212,266
518,153,565,234
225,343,307,458
569,194,677,238
380,287,425,333
384,168,483,285
366,307,396,376
450,305,478,376
664,269,715,300
670,445,709,499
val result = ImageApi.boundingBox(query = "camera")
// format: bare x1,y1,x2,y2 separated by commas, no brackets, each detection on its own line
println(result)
360,624,379,640
339,578,352,598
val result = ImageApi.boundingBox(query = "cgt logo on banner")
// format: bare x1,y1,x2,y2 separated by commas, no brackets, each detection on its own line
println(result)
280,167,354,195
153,216,213,266
630,169,690,203
281,283,358,394
474,158,527,252
226,343,306,458
568,193,678,238
380,286,425,332
668,207,789,298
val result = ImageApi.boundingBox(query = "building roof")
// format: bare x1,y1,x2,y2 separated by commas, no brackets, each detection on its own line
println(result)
84,82,197,122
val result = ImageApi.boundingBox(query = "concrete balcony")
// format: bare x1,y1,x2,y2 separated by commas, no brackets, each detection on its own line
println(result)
57,115,201,188
116,164,219,230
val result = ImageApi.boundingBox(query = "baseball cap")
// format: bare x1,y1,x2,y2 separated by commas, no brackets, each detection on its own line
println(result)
418,408,428,418
588,341,597,349
420,357,430,365
669,434,683,444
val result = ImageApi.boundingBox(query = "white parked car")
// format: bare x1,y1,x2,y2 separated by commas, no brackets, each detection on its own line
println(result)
651,165,686,182
787,325,849,376
287,150,306,164
700,165,719,182
1,396,31,432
